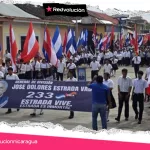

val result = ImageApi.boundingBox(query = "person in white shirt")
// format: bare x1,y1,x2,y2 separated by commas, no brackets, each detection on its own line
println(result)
85,52,89,65
67,59,76,78
87,51,93,65
46,62,52,78
122,50,126,66
5,67,19,114
0,63,6,75
25,62,33,79
132,71,148,124
111,57,118,77
57,57,66,81
17,59,26,79
132,55,141,78
113,50,118,57
30,70,44,117
40,59,48,79
115,68,132,122
104,52,110,60
16,50,22,63
32,57,41,79
66,71,77,119
97,54,101,64
90,57,101,80
104,59,113,75
117,52,123,66
125,50,131,66
0,71,4,79
3,50,11,62
103,73,116,122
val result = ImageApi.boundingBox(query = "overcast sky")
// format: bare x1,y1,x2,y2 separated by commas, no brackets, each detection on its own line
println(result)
17,0,150,11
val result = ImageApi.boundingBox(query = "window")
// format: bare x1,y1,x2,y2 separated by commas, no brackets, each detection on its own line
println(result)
6,36,10,52
20,36,39,50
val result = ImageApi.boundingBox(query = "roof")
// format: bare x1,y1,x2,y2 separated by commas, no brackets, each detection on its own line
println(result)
97,19,113,24
15,3,80,24
0,2,39,19
141,13,150,23
87,10,118,25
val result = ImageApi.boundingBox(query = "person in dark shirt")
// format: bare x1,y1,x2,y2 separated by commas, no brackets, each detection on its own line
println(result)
88,76,111,130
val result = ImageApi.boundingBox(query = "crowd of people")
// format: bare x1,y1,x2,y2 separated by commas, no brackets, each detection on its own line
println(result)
1,46,150,130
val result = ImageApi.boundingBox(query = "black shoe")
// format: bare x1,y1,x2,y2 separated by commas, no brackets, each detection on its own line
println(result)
30,113,36,117
135,114,138,120
138,121,141,124
17,109,19,112
125,118,128,121
107,120,109,122
5,110,12,114
39,112,44,115
68,115,74,119
115,118,120,122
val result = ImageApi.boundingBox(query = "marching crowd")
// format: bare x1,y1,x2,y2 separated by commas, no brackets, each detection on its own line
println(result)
1,46,150,130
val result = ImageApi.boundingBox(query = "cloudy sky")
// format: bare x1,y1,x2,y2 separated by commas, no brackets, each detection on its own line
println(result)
18,0,150,11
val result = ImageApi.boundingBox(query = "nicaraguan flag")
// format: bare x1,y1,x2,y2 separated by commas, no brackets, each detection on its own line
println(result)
138,35,143,47
82,29,88,47
106,33,111,49
77,30,84,48
125,33,130,46
72,30,77,52
66,28,73,58
52,26,63,59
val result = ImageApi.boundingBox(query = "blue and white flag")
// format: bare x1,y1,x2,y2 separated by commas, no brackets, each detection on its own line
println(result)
138,35,143,47
52,26,63,59
72,30,77,52
77,30,84,48
82,29,88,47
125,33,130,46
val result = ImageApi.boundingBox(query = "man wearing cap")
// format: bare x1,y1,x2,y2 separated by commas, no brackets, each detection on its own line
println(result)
5,67,19,114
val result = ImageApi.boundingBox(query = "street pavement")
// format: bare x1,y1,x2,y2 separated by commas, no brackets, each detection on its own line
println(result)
0,66,150,131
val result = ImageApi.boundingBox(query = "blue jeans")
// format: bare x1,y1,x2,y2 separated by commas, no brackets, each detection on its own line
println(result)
92,104,107,130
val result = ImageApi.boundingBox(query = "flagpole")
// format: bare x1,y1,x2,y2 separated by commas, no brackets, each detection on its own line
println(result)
75,17,78,41
135,23,138,56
